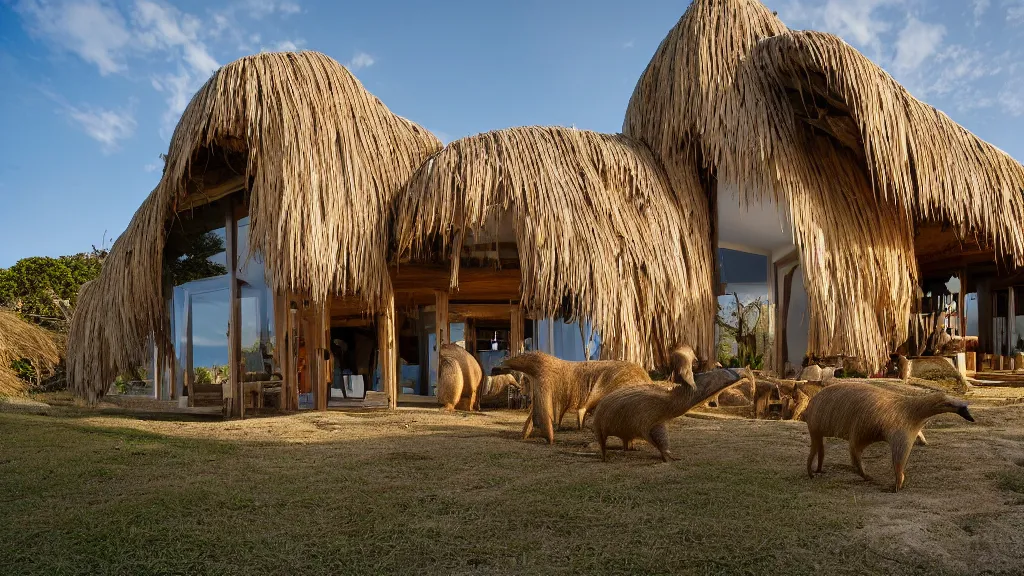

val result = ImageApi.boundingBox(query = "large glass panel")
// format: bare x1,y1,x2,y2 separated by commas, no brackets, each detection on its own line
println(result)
717,248,770,368
237,217,275,383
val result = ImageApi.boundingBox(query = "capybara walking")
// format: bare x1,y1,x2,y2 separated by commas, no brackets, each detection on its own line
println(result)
592,368,753,462
803,382,975,492
436,343,483,411
502,351,651,444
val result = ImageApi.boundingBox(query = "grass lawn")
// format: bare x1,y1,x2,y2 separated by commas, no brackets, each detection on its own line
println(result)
1,398,1023,575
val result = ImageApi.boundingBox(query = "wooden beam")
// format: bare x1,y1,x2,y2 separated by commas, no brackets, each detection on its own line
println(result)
958,269,968,338
509,308,525,356
449,303,518,321
435,290,450,350
464,319,477,360
315,301,328,411
178,174,247,211
225,199,242,418
378,293,398,409
777,265,796,373
274,291,288,411
185,293,194,407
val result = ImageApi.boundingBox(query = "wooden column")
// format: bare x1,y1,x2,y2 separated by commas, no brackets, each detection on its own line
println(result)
510,308,525,356
378,293,398,409
274,292,288,411
288,303,299,411
435,290,450,350
226,201,242,418
1009,287,1017,367
185,293,194,407
958,270,968,339
464,318,477,359
316,302,328,411
777,265,796,373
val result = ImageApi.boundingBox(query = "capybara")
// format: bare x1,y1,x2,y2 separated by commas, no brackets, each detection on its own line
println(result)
435,343,483,411
803,382,974,492
592,368,754,462
502,351,651,444
668,345,697,388
478,372,521,409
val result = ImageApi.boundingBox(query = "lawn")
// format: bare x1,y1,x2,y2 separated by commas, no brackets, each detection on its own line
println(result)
1,399,1023,575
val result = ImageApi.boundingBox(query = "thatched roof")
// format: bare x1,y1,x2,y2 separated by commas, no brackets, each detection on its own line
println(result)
0,311,60,396
624,0,1024,371
394,126,716,369
68,51,441,401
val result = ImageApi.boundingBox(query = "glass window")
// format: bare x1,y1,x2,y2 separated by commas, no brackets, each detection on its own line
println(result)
717,248,770,369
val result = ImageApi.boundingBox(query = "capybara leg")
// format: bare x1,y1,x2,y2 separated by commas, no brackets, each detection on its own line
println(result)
443,403,456,412
849,442,871,481
557,407,569,429
807,433,823,478
623,439,635,451
598,433,608,461
915,430,928,446
577,407,587,430
890,434,914,493
522,408,534,440
648,424,674,462
545,418,555,445
708,392,720,408
468,389,478,412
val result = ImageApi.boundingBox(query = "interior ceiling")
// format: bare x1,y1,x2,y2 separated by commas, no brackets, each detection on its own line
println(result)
717,182,794,254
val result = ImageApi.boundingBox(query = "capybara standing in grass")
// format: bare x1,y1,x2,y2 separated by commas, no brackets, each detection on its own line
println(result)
592,368,754,462
502,351,651,444
436,344,483,412
803,382,975,492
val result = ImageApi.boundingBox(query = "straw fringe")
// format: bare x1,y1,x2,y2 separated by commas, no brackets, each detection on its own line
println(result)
395,126,716,369
0,311,60,396
624,0,1024,371
67,51,441,401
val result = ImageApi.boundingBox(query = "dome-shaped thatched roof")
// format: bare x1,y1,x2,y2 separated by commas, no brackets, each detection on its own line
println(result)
394,126,716,369
67,51,441,402
624,0,1024,371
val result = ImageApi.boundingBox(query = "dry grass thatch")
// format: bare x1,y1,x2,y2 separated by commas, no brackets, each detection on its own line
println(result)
394,126,716,368
0,311,60,397
624,0,1024,372
68,51,441,402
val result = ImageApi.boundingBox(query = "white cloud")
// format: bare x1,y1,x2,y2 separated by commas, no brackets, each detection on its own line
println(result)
622,40,634,49
261,39,305,52
892,18,945,74
143,162,161,172
346,51,375,70
65,105,136,151
15,0,132,75
973,0,991,24
779,0,902,60
243,0,301,19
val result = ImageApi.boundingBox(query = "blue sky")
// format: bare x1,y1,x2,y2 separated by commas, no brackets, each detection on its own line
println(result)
1,0,1023,267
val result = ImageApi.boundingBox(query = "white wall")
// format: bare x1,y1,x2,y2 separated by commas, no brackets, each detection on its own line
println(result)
786,267,809,368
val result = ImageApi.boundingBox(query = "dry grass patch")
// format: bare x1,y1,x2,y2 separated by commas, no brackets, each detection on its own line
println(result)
1,403,1023,575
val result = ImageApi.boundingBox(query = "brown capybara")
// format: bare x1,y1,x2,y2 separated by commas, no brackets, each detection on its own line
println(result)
435,344,483,412
803,382,975,492
668,345,697,388
592,368,754,462
478,373,521,409
502,351,651,444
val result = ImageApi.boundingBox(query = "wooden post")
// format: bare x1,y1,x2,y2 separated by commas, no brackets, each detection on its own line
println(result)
378,293,398,409
464,318,477,359
777,265,796,373
185,293,194,407
1010,287,1017,369
435,290,450,350
288,303,299,411
959,269,968,338
509,308,525,356
226,200,242,418
314,302,328,411
977,278,992,355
